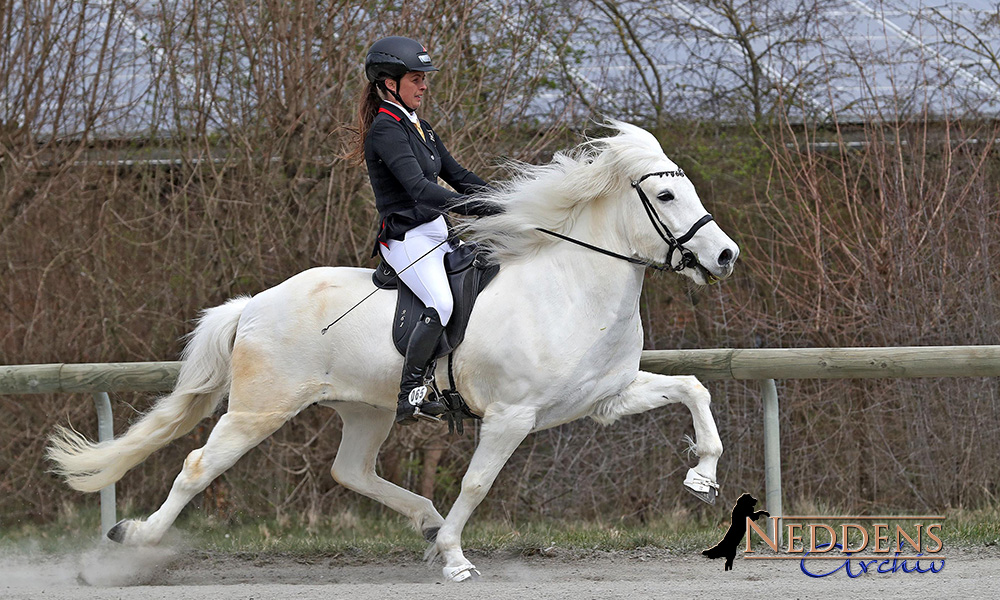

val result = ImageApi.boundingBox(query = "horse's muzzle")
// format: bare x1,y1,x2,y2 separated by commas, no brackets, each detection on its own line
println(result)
697,246,738,284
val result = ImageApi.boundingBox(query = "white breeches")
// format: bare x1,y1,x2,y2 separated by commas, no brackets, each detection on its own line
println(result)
383,215,454,325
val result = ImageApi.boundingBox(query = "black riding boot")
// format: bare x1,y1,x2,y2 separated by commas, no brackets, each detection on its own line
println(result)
396,309,447,424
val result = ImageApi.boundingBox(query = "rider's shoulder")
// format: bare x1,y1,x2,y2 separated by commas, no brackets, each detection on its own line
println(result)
370,112,408,141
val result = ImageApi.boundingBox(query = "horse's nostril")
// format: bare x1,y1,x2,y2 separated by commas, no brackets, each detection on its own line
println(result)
718,248,733,267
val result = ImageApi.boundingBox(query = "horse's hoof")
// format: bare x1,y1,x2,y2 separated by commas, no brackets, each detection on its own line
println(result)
443,564,480,582
686,486,718,505
106,519,131,544
684,468,719,505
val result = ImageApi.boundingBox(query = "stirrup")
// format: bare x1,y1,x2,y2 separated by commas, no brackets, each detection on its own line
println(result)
411,385,446,415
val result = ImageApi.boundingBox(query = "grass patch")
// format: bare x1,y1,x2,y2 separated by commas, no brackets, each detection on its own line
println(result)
2,505,997,558
941,508,1000,550
177,509,725,558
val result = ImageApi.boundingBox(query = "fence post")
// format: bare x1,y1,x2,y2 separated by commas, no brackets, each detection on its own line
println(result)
91,392,116,538
762,378,783,548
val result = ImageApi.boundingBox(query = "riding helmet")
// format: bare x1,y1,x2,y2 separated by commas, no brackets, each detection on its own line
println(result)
365,36,439,83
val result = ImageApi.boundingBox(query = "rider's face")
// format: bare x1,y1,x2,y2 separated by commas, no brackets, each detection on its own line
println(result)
388,72,427,109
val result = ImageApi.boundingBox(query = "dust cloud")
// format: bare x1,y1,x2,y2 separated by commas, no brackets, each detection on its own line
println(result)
1,539,182,592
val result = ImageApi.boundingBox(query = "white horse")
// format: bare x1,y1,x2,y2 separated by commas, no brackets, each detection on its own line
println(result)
48,121,738,582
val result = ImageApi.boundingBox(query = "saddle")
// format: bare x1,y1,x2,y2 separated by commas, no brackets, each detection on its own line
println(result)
372,242,500,359
373,243,499,434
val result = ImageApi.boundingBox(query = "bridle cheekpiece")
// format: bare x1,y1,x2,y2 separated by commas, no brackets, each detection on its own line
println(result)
630,169,714,272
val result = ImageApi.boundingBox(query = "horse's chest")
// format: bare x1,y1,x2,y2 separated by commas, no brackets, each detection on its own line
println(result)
531,327,643,428
533,364,638,429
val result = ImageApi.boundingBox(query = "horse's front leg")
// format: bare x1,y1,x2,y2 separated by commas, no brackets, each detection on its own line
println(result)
593,371,723,503
435,403,535,582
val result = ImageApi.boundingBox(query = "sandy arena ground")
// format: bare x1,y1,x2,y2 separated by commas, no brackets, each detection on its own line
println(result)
2,543,997,600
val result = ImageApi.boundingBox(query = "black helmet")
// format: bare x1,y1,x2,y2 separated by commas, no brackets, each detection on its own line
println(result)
365,36,439,83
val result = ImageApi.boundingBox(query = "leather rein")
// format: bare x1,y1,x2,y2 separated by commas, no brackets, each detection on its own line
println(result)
536,169,714,274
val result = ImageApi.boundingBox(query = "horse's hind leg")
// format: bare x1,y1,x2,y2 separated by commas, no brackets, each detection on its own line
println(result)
329,402,444,538
109,407,290,546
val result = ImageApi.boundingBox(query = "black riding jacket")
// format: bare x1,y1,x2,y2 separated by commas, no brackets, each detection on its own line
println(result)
365,102,493,255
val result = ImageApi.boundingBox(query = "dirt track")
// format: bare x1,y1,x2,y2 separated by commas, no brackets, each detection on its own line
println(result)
2,544,996,599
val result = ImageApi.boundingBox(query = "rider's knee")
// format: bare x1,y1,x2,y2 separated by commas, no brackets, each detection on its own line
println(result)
432,296,453,326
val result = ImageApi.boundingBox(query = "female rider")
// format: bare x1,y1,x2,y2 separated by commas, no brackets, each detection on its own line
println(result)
354,36,498,425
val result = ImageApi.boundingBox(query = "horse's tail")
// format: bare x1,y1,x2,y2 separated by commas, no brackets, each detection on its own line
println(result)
47,296,251,493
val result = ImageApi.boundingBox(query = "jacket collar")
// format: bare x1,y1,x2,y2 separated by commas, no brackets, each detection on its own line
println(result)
378,101,434,151
381,100,416,122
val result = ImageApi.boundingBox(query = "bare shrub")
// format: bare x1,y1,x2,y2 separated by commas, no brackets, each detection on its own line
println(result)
2,0,999,526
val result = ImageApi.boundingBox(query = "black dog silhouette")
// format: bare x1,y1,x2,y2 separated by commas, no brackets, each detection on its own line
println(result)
702,493,770,571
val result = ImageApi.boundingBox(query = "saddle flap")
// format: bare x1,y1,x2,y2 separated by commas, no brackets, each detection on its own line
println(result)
391,260,499,359
443,242,477,272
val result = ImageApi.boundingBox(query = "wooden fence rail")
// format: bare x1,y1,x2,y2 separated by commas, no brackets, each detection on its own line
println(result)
5,346,1000,395
4,345,1000,541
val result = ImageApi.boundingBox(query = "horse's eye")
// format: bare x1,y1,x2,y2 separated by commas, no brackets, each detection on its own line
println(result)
658,190,675,202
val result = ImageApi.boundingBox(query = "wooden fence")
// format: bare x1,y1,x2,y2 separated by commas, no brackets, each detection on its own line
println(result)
4,345,1000,539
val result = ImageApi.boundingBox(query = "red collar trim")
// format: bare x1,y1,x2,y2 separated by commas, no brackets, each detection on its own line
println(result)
378,107,402,122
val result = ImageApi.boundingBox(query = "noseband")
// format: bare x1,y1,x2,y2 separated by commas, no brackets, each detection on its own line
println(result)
536,170,714,273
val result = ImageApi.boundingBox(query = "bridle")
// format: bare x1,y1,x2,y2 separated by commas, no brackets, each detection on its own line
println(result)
632,169,714,272
537,169,714,274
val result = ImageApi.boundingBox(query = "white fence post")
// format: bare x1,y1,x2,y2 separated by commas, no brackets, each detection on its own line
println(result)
761,378,783,548
91,392,117,538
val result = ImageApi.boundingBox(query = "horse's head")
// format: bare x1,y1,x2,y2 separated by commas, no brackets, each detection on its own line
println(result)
603,121,739,285
458,121,738,286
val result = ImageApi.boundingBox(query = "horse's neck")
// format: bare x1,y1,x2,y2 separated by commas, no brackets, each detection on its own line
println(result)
502,212,646,324
549,204,643,302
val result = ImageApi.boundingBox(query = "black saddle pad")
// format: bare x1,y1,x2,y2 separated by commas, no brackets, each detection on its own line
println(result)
373,243,500,358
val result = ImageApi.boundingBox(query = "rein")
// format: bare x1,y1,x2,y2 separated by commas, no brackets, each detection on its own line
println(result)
536,169,714,273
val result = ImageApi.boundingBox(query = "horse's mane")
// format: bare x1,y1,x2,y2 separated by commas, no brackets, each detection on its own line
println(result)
458,121,673,264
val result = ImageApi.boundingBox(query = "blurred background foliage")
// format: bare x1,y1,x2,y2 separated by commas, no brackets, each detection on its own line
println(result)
2,0,999,527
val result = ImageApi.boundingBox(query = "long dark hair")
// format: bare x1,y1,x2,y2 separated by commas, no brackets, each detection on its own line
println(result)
348,81,382,165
